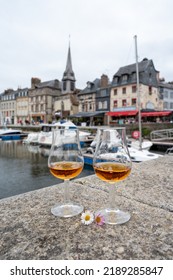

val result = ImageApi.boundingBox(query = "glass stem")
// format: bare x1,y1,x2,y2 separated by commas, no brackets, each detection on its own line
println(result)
109,184,116,210
64,179,70,203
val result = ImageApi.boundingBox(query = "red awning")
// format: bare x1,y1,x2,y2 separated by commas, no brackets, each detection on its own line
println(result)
107,110,138,117
141,111,172,117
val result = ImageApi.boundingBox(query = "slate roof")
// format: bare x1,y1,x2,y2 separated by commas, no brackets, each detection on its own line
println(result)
62,45,76,81
112,58,159,87
114,58,158,77
35,79,61,89
79,78,101,94
159,82,173,90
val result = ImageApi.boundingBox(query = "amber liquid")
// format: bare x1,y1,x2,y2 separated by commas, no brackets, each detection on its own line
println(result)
94,162,131,182
49,161,83,180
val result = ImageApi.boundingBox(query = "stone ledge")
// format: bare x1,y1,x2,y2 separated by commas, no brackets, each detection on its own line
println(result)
0,156,173,259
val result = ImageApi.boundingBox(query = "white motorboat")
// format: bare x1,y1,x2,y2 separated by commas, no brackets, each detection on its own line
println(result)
0,128,21,136
37,120,91,147
84,132,161,164
23,132,39,145
84,145,161,165
128,139,153,150
128,146,161,162
0,127,26,140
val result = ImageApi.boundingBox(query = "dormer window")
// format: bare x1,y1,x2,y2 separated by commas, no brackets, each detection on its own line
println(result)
122,74,128,82
87,82,92,89
113,76,119,84
132,72,136,80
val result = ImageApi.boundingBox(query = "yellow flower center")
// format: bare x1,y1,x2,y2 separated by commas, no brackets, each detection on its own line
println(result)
85,215,90,221
95,216,101,223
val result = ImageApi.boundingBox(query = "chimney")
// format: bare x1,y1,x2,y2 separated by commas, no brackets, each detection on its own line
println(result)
100,74,109,88
31,77,41,88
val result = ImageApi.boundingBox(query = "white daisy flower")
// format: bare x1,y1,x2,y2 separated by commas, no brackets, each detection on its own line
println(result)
81,210,94,225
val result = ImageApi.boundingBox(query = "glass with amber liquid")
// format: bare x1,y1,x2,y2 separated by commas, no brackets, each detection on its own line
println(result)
93,128,132,224
48,128,84,217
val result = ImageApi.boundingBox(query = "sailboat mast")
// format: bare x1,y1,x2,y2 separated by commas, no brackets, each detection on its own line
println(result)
134,35,142,150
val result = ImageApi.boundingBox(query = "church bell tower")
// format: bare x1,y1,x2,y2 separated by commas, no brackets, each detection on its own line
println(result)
62,44,76,93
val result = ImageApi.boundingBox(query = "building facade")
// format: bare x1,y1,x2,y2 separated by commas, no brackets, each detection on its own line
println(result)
0,88,29,125
108,58,164,122
159,81,173,110
28,78,61,124
1,52,173,126
75,74,110,125
16,88,29,124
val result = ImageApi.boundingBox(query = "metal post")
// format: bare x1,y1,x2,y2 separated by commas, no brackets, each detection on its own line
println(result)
134,35,142,150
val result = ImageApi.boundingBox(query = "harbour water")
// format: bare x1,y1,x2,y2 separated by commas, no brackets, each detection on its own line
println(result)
0,140,94,199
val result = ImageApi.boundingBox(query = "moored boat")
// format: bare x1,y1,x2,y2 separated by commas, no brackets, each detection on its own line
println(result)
23,132,39,145
128,139,153,150
83,146,161,165
24,120,92,147
0,128,27,140
38,120,91,147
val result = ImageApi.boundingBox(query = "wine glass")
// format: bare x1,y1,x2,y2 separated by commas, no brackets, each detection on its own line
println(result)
93,128,132,225
48,128,84,217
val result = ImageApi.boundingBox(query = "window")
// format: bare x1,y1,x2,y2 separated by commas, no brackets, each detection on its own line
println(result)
122,99,126,106
70,82,74,91
132,72,136,80
63,82,66,91
170,102,173,109
164,90,168,98
132,86,136,93
113,100,117,108
103,101,107,109
170,92,173,99
100,89,107,97
114,89,117,95
122,87,126,94
113,77,118,84
163,102,168,109
132,98,136,105
61,101,64,111
98,101,102,109
122,75,128,82
149,86,152,95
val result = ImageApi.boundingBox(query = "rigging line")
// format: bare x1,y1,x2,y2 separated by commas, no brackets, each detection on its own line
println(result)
123,37,134,65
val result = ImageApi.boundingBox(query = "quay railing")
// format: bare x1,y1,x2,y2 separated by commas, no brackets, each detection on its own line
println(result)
150,128,173,141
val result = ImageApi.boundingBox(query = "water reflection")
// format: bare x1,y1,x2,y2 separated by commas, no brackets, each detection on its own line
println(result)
0,141,94,199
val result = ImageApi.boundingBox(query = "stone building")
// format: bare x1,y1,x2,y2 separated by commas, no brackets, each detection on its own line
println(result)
28,77,61,123
108,58,164,121
159,81,173,110
74,74,110,125
0,87,29,125
0,89,16,125
16,88,29,124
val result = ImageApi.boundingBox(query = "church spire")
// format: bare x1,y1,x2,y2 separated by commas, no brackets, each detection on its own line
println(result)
62,42,76,93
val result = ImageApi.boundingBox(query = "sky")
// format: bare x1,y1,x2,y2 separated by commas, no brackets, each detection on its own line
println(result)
0,0,173,93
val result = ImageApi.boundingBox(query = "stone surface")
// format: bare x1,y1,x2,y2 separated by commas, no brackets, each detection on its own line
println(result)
0,156,173,260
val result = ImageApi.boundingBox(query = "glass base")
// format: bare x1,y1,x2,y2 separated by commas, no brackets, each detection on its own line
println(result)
95,208,130,225
51,202,84,218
